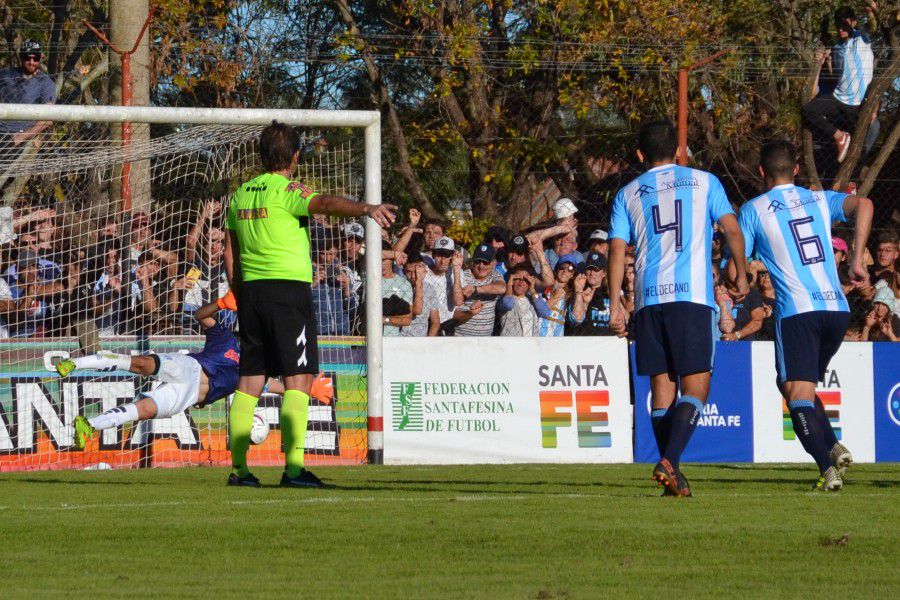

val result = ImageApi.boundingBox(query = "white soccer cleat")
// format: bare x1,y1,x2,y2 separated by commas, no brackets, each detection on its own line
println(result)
830,442,853,478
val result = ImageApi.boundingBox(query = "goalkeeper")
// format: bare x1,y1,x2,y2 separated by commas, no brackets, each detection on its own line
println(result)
58,292,285,449
225,121,395,488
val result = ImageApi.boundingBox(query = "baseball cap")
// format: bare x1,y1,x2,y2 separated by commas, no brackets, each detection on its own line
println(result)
508,235,528,254
472,244,496,263
433,236,455,252
344,222,364,239
19,40,41,57
832,237,848,253
873,287,896,313
585,252,608,270
589,229,608,242
553,197,578,219
555,253,582,270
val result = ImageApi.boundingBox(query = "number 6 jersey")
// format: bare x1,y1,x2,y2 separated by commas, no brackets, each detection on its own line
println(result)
738,184,849,319
609,163,734,312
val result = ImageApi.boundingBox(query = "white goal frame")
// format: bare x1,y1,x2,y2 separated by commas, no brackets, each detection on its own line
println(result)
0,103,385,464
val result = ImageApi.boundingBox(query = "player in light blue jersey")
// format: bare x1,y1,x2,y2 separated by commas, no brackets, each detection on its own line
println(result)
731,140,873,491
608,120,749,497
802,5,875,163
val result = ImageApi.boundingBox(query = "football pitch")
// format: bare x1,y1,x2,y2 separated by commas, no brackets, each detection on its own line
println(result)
0,464,897,598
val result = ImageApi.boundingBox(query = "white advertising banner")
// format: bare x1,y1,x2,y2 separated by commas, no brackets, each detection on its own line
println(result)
751,342,875,463
382,337,633,464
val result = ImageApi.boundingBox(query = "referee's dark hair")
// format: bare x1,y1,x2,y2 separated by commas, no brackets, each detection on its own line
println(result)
260,121,299,172
759,140,796,180
637,120,677,164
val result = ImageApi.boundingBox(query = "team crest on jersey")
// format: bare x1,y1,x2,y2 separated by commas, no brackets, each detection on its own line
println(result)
767,198,787,212
637,184,655,197
286,181,313,196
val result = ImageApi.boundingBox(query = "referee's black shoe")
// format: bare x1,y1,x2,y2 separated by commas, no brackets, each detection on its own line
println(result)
280,469,325,489
227,471,261,487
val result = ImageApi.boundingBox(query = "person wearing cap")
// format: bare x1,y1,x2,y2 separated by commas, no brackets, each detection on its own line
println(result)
497,264,552,336
452,243,506,336
860,286,899,341
0,40,56,145
567,252,612,336
341,221,366,334
3,248,66,336
401,236,457,336
539,252,581,337
588,229,609,257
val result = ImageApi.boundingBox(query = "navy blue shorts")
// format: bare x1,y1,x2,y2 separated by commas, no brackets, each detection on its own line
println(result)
775,311,849,385
632,302,716,377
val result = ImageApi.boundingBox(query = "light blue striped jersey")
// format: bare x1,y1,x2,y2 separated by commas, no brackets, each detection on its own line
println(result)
609,164,733,312
833,29,874,106
739,184,849,319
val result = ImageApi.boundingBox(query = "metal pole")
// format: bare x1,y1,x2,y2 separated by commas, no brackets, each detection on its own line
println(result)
364,119,384,465
677,68,689,167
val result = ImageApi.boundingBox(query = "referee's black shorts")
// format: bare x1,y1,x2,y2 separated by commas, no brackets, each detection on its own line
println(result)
236,279,319,377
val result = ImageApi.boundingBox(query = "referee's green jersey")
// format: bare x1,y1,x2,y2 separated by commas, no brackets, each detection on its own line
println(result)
225,172,318,282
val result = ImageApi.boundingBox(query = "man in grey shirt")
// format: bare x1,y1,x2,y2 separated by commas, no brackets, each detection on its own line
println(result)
452,244,506,336
0,40,56,144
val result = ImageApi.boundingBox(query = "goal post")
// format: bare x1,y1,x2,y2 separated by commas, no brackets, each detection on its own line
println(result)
0,103,384,469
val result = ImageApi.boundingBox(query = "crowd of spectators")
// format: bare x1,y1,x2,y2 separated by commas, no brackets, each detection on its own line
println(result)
0,192,897,343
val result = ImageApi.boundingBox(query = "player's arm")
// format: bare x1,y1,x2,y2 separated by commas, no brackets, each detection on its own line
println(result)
607,237,628,337
307,195,398,229
264,378,285,395
718,214,750,297
224,229,242,287
193,298,220,330
841,194,874,287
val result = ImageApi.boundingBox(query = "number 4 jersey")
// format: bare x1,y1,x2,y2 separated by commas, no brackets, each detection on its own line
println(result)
739,184,848,319
610,164,734,312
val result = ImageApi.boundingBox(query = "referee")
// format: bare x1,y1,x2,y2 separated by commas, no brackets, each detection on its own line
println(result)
224,122,395,487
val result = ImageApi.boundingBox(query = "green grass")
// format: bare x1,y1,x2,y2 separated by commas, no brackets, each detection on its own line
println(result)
0,464,897,598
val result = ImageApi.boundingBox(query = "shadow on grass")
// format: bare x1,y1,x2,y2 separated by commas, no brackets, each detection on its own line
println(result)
0,478,141,486
320,479,640,494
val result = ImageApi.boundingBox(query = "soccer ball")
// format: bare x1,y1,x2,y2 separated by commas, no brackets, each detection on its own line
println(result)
249,412,269,445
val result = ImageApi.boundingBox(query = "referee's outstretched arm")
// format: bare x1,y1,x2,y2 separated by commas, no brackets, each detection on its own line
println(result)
308,194,398,229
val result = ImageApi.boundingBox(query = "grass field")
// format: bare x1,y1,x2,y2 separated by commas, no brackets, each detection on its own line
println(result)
0,464,897,598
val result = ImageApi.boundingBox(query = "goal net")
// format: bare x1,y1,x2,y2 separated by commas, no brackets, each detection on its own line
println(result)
0,106,381,471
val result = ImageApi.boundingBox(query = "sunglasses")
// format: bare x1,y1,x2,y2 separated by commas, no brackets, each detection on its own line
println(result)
21,54,40,62
556,264,576,272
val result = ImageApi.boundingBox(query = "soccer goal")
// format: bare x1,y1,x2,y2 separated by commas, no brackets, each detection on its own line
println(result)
0,104,384,471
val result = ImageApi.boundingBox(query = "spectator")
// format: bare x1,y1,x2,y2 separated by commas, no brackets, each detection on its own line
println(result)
497,264,551,336
312,239,358,336
756,267,777,341
539,253,579,337
401,252,444,337
182,200,230,331
3,249,65,336
382,241,417,336
567,252,612,335
715,284,736,338
802,5,875,163
587,229,609,257
860,287,900,341
342,221,366,334
392,208,423,262
0,40,56,147
869,230,898,286
419,218,447,267
720,275,766,341
495,233,528,279
544,230,583,271
452,244,506,336
92,241,124,336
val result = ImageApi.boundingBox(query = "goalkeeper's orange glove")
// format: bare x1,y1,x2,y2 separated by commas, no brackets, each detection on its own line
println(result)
216,289,237,311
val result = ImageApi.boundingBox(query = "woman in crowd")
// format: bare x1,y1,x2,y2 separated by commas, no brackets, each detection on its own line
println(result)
860,287,900,342
539,253,579,337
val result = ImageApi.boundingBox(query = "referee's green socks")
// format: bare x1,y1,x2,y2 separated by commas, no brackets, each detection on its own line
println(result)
281,389,310,478
229,390,259,477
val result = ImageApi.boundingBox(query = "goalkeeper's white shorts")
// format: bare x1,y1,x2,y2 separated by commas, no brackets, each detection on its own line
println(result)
141,353,202,418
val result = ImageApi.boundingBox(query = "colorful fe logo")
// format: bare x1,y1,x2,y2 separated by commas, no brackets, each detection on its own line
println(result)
782,391,841,441
539,390,611,448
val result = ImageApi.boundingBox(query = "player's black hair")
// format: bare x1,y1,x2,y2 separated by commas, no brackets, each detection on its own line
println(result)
834,6,856,25
759,140,797,180
260,121,299,172
637,120,677,164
